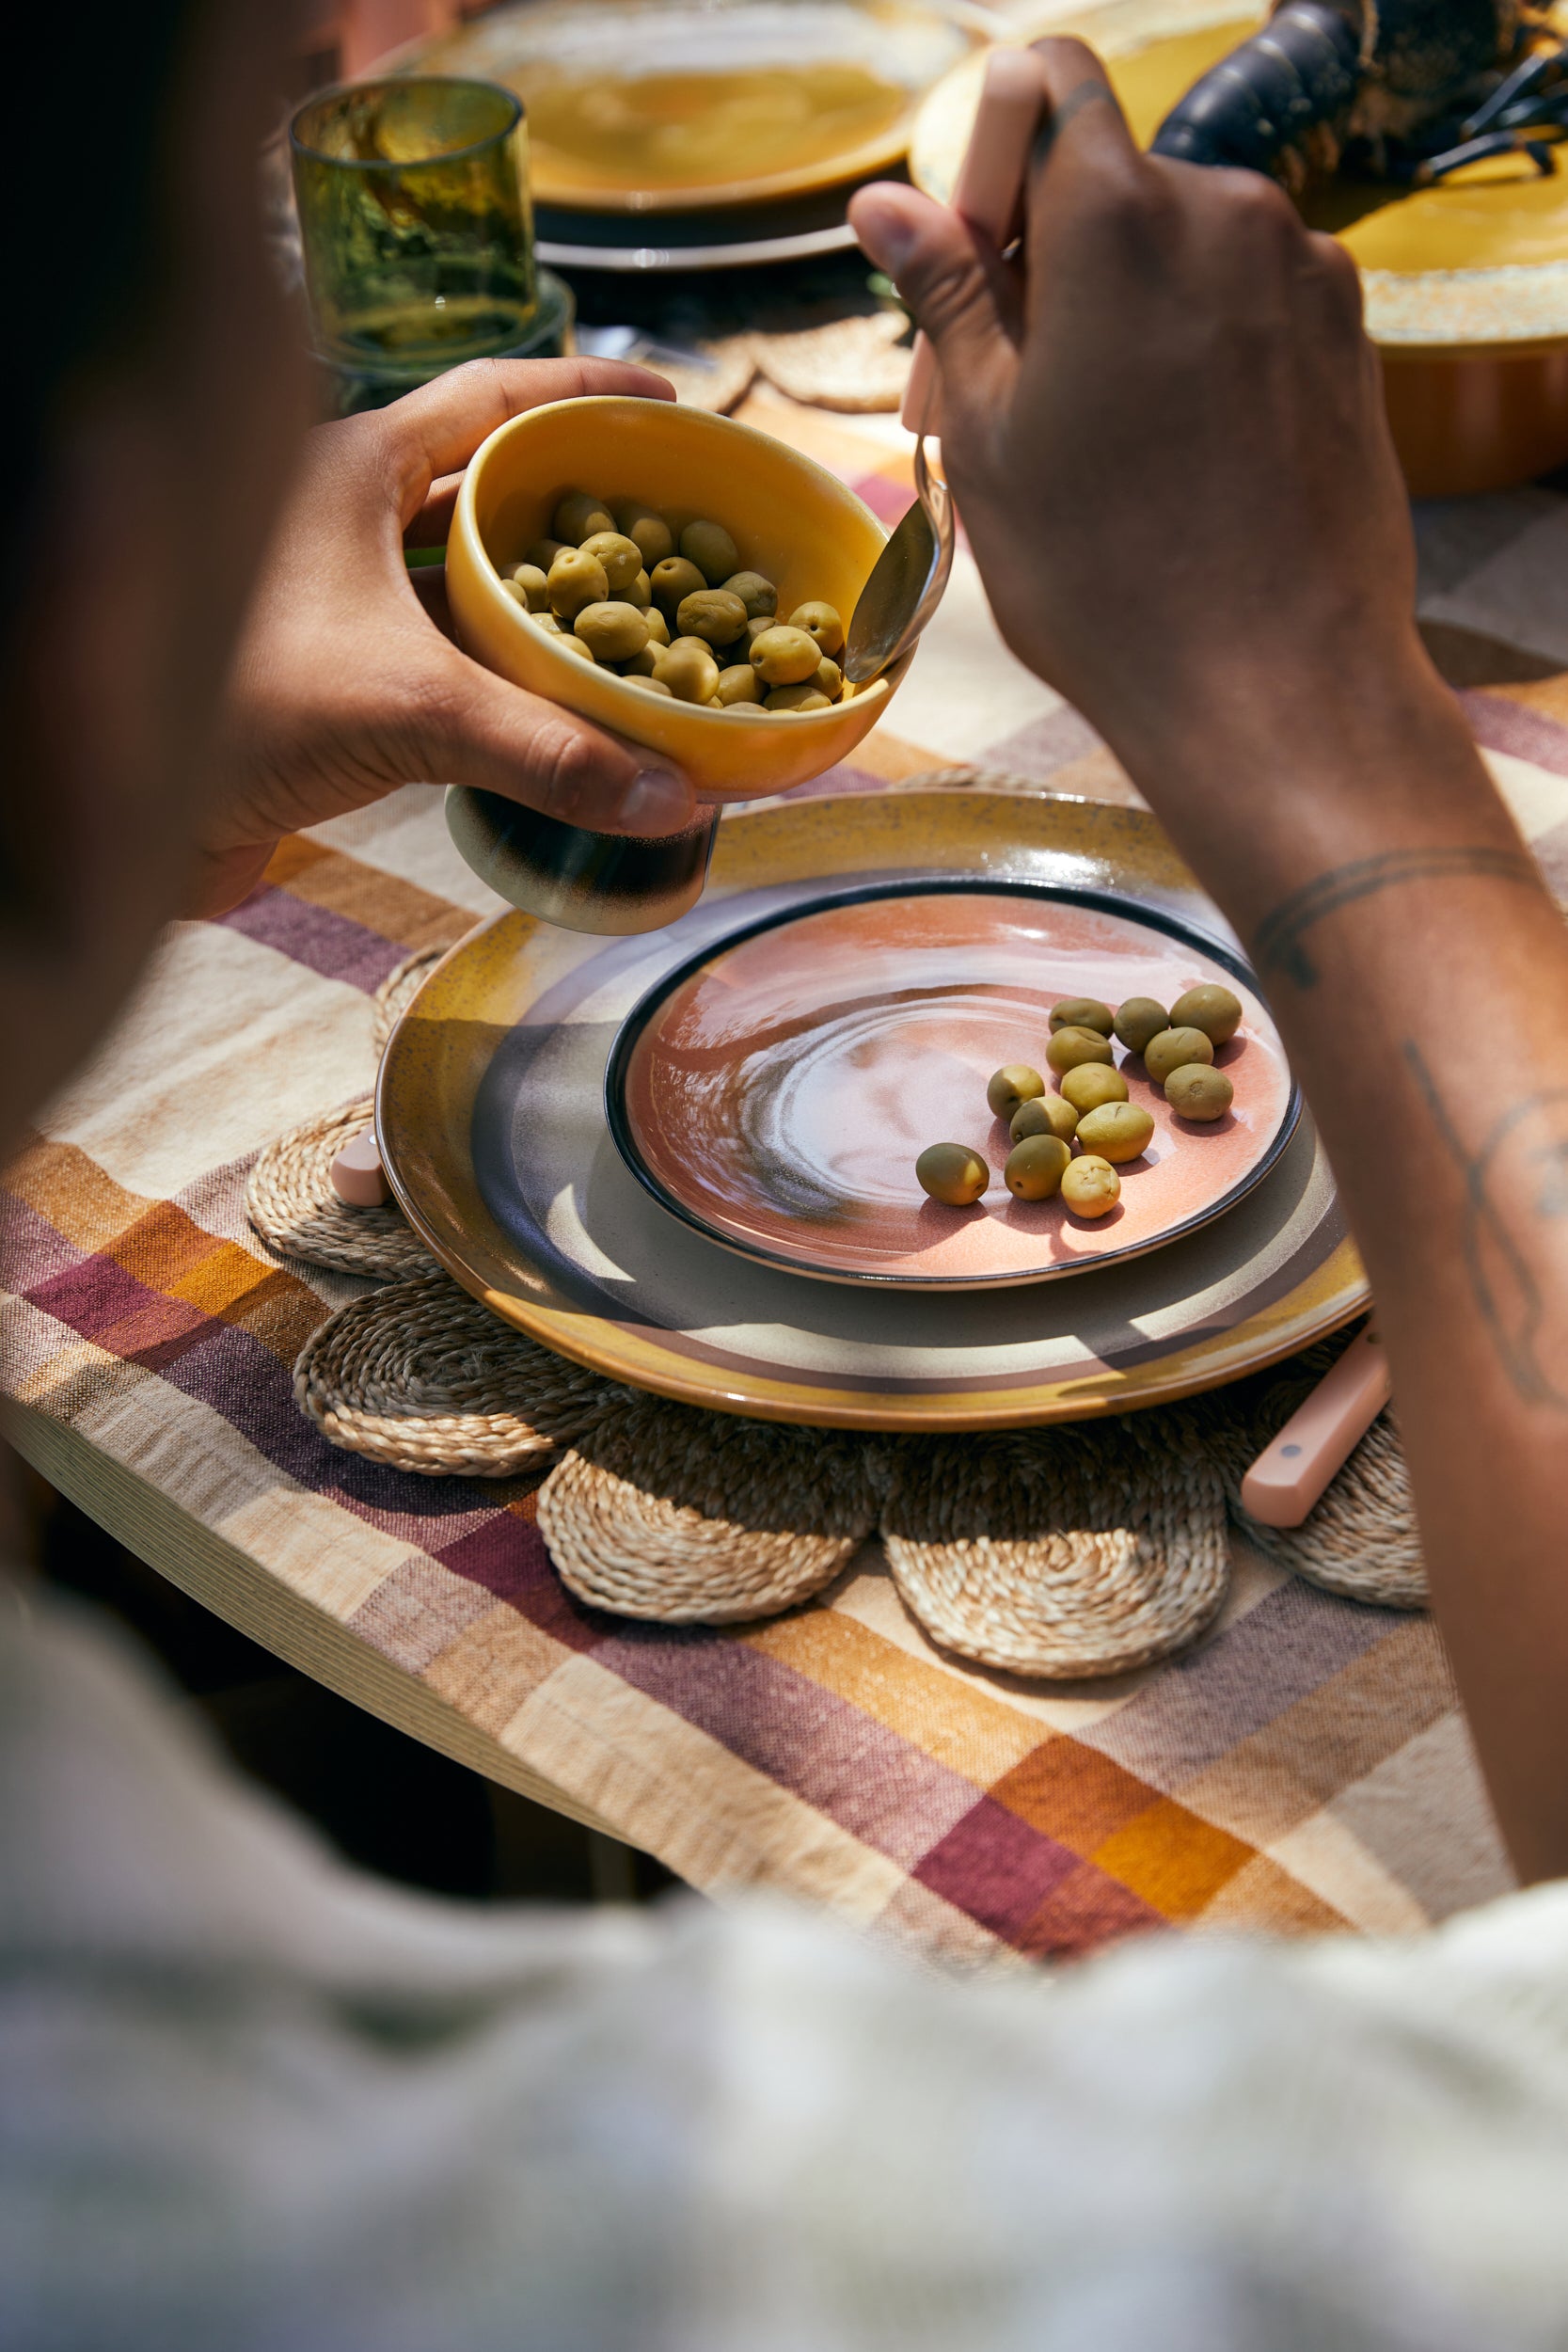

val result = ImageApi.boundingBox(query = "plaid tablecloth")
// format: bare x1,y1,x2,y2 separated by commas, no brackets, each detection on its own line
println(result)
8,383,1568,1965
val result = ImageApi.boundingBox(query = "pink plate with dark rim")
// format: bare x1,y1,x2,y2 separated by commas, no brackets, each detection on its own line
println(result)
606,882,1299,1289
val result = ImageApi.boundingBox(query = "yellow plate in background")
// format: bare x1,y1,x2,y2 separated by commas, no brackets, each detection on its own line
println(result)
911,0,1568,351
409,0,990,213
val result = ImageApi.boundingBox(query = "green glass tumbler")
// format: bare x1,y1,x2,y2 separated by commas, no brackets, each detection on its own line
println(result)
291,76,536,373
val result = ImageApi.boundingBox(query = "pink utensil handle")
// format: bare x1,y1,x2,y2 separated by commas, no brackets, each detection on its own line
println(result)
330,1128,391,1208
1240,1327,1391,1529
901,47,1045,435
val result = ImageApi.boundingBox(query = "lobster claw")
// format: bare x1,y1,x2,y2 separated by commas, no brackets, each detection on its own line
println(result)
1151,0,1362,172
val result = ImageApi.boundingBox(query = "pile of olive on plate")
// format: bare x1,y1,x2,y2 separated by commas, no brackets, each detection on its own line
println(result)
914,983,1243,1217
499,489,849,715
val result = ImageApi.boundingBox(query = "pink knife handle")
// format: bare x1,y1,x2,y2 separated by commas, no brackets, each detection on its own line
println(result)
1240,1327,1391,1530
901,47,1045,436
330,1127,390,1208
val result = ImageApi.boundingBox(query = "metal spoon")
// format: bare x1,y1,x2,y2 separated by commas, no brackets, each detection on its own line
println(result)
843,437,954,685
842,46,1043,687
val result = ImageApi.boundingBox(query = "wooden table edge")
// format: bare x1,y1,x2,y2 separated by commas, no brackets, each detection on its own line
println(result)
3,1400,623,1843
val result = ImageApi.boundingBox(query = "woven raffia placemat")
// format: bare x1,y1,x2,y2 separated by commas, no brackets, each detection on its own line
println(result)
249,945,1426,1682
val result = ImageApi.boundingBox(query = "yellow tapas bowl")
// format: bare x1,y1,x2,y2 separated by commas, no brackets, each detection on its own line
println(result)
446,394,911,800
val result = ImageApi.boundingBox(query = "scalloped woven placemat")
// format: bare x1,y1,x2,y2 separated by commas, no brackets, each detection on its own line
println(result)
541,1393,882,1623
246,949,449,1282
274,1241,1423,1673
246,918,1426,1673
880,1416,1231,1678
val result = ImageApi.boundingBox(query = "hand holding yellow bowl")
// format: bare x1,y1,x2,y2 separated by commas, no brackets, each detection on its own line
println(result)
445,395,913,803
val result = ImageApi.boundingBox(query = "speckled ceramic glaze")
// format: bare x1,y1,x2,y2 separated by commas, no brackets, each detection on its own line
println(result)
376,791,1367,1429
610,886,1295,1285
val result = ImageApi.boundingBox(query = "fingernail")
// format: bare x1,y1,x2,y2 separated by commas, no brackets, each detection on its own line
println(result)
619,768,696,837
851,189,916,276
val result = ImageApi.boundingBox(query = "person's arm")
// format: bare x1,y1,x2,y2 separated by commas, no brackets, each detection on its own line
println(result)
188,358,695,917
851,50,1568,1883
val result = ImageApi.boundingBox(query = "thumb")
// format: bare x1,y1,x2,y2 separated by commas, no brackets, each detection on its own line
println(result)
850,183,1015,419
411,644,697,838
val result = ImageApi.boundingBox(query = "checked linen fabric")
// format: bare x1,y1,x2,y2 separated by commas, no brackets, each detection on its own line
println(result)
8,383,1568,1965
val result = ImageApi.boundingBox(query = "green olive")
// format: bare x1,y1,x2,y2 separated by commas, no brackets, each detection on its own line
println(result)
1114,997,1170,1056
612,501,675,570
574,601,648,663
501,578,530,607
677,588,749,647
638,607,669,648
745,615,774,645
622,644,660,676
788,600,844,657
625,569,652,611
1076,1102,1154,1163
650,556,708,618
1005,1134,1070,1200
1169,983,1243,1045
526,610,563,633
680,519,741,586
916,1142,989,1205
720,701,768,716
1143,1025,1213,1085
1164,1064,1234,1120
1061,1155,1120,1216
525,536,569,574
1010,1093,1078,1145
578,531,644,595
716,663,762,707
987,1064,1045,1119
722,570,777,619
554,633,597,663
546,548,610,621
1046,1026,1115,1075
1060,1063,1129,1116
750,625,822,687
815,656,843,699
624,673,674,696
507,562,550,611
654,641,721,705
1049,997,1114,1037
766,684,832,712
553,490,615,546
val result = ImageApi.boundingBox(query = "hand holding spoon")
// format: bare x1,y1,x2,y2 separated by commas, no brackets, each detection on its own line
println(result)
844,47,1045,686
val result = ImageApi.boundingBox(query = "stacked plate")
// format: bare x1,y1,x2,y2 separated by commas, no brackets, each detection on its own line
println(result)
377,792,1367,1431
404,0,994,268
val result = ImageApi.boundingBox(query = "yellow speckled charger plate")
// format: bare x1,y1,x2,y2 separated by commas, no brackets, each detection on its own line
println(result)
912,0,1568,351
376,792,1366,1429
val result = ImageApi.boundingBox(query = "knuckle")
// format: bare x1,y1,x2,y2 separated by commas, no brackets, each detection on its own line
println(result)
1081,158,1176,266
909,243,991,342
531,717,614,820
1222,167,1301,243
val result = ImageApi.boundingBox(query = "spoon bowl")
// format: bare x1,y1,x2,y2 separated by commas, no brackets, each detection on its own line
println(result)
843,435,954,684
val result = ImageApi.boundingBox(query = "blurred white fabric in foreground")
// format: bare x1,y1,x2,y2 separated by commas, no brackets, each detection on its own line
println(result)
4,1582,1568,2352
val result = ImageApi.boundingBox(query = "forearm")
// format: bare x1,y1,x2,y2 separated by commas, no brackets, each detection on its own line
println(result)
1118,668,1568,1880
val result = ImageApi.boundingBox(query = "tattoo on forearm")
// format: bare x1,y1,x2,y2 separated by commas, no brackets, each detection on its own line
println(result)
1404,1041,1568,1410
1253,848,1538,988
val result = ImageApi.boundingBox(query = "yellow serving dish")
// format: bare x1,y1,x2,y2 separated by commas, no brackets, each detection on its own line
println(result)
446,393,911,800
911,0,1568,494
407,0,987,214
